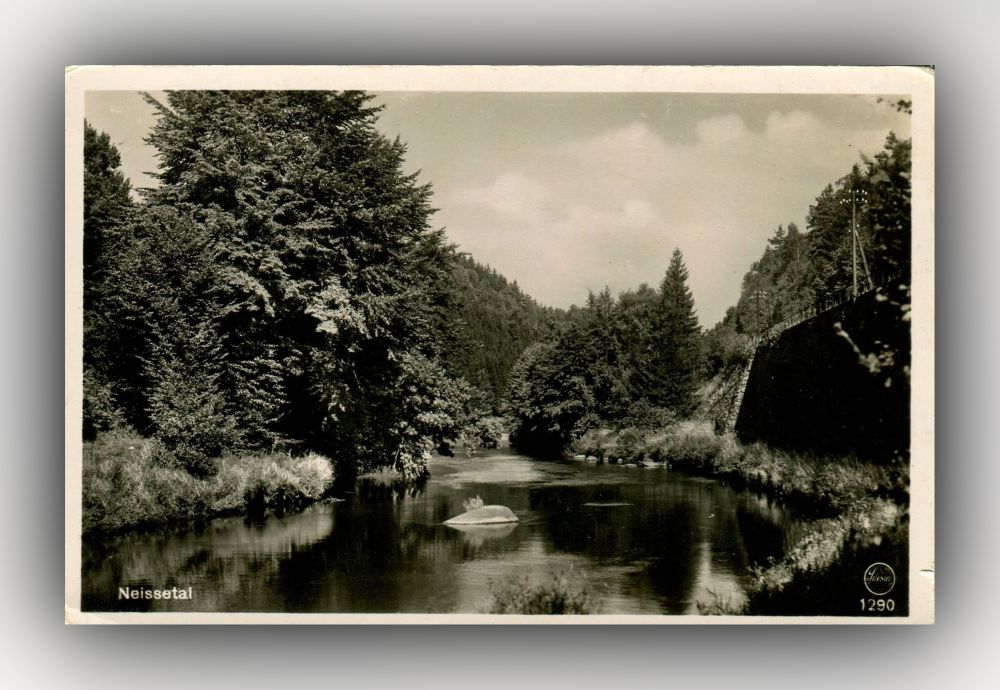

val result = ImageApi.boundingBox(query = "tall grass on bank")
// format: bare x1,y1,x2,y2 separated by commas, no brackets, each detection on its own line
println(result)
698,496,905,616
573,421,899,515
750,497,903,594
82,430,334,536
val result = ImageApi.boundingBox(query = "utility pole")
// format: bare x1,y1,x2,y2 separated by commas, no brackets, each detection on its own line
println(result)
750,288,768,341
853,186,874,292
841,179,873,298
851,194,858,298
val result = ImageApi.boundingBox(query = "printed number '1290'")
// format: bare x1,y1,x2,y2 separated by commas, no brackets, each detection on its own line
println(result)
860,598,895,612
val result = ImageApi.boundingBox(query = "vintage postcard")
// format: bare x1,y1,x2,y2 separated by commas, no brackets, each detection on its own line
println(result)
65,65,934,624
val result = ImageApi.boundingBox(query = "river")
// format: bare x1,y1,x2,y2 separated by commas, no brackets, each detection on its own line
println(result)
82,447,806,614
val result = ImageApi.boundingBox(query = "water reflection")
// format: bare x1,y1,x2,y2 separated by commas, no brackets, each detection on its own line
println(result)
82,449,802,614
83,503,336,611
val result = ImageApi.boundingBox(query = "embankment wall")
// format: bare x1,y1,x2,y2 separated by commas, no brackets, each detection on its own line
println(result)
734,289,909,462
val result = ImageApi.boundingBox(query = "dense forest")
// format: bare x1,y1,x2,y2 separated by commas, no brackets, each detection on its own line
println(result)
83,91,497,482
443,255,565,409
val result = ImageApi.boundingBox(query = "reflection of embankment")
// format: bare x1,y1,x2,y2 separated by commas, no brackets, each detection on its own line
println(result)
82,504,336,611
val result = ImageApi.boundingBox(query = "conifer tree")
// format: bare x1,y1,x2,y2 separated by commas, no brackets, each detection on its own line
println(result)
648,249,701,413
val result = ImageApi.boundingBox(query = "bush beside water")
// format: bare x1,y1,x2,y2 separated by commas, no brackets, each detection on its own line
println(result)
82,430,335,536
486,572,595,615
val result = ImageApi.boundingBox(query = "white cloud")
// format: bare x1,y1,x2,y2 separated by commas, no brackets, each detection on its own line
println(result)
447,172,550,224
764,110,824,141
695,114,749,147
436,110,906,324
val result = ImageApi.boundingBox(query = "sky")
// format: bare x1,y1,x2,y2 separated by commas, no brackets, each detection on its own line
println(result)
85,90,909,326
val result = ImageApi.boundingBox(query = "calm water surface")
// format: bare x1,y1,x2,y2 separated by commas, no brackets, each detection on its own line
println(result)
83,449,806,614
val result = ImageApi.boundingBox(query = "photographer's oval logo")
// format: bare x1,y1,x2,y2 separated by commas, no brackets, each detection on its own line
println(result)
863,562,896,595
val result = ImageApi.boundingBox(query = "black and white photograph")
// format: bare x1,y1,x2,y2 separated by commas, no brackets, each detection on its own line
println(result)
64,65,934,623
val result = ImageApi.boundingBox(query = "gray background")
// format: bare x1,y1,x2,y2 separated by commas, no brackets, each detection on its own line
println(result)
3,1,994,688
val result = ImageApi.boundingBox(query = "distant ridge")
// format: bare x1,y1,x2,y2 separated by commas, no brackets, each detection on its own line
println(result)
444,254,567,408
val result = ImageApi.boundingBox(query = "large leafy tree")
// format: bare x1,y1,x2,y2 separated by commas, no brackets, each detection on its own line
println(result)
92,91,472,479
568,288,631,421
507,341,596,455
614,283,660,398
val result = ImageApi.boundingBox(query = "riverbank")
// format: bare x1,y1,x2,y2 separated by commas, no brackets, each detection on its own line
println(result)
573,421,905,515
572,421,909,615
82,430,336,536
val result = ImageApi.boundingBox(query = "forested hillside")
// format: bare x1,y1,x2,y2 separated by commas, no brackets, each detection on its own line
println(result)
444,255,565,408
703,129,912,376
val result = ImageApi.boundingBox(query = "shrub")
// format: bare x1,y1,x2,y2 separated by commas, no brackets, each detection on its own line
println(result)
572,427,619,460
486,572,595,615
696,589,748,615
614,427,648,463
665,423,723,471
82,430,209,534
617,400,676,431
470,417,504,449
293,453,335,499
463,495,485,512
217,453,337,516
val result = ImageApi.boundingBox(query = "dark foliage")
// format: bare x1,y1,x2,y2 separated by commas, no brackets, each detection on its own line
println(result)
82,122,133,438
83,92,488,479
507,250,702,453
443,255,565,409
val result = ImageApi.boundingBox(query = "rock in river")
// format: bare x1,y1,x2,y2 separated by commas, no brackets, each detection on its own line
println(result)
443,505,519,525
